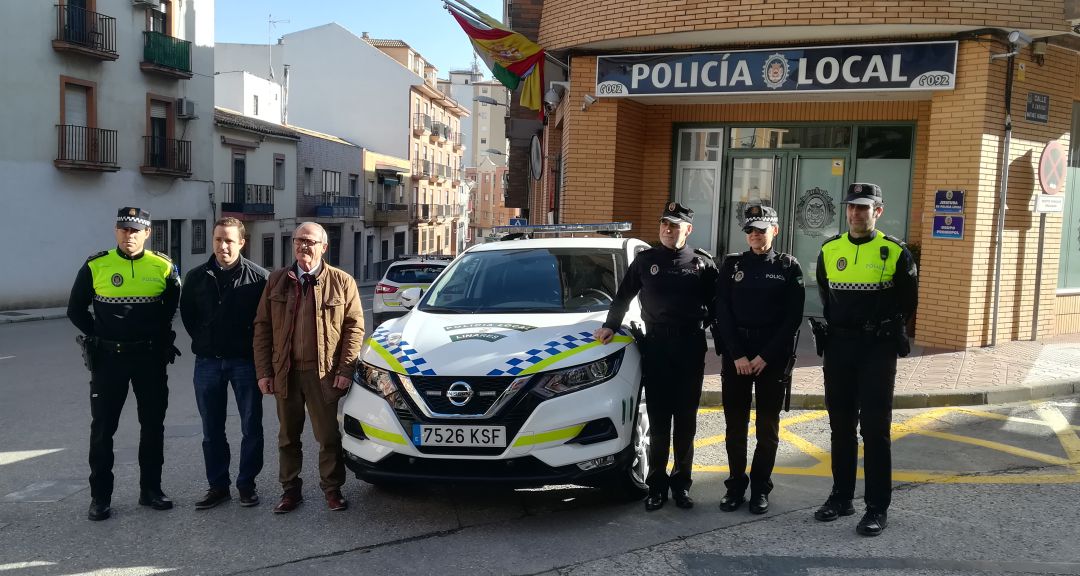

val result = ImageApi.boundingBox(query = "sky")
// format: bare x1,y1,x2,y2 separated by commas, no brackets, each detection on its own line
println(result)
215,0,505,77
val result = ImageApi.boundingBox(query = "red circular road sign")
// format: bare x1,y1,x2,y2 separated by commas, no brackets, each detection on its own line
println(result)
1039,140,1067,195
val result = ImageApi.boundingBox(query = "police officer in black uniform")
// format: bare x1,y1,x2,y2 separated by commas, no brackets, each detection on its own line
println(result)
715,205,804,515
595,202,718,511
67,207,182,521
813,183,918,536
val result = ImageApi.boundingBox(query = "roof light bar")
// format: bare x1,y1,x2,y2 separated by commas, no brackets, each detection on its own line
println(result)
492,222,633,239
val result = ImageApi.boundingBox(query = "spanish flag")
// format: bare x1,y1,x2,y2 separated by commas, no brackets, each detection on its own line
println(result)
445,0,544,115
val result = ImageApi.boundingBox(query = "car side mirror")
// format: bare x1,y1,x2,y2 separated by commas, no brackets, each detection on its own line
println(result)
399,287,423,309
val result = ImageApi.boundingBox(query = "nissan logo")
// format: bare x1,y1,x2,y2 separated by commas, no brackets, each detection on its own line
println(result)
446,381,474,407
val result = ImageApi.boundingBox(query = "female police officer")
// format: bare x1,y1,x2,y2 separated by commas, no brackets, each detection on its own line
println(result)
714,205,804,515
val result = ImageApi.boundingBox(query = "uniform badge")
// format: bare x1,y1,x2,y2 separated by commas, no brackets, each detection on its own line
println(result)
667,202,676,211
734,270,744,282
836,257,848,271
128,208,137,216
111,273,123,287
650,264,659,276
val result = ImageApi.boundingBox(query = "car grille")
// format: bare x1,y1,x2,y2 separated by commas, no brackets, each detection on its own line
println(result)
410,376,516,416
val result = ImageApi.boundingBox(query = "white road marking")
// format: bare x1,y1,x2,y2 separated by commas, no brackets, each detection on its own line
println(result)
0,562,55,571
0,356,13,361
0,449,63,466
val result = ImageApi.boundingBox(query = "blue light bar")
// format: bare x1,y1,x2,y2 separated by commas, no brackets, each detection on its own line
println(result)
492,222,632,237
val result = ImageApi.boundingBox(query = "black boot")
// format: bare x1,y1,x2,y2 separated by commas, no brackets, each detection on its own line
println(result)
87,498,111,521
138,487,174,510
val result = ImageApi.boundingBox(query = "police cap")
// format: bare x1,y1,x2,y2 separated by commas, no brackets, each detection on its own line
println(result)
116,207,151,230
842,183,883,206
743,204,778,232
661,201,694,225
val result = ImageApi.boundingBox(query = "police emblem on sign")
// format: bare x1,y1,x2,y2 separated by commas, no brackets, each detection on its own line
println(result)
111,273,123,287
762,54,790,90
836,257,848,271
650,264,659,275
734,270,744,282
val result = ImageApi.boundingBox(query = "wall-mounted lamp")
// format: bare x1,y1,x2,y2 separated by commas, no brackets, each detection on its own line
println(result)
1031,39,1047,66
543,81,570,111
1008,29,1032,47
582,94,597,111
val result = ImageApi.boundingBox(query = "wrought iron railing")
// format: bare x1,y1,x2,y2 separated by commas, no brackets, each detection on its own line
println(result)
55,5,116,54
142,30,191,72
221,183,274,215
316,194,360,217
56,125,117,165
142,136,191,173
413,113,432,133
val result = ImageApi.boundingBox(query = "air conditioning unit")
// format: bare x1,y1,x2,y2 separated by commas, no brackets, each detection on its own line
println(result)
132,0,161,7
176,98,197,119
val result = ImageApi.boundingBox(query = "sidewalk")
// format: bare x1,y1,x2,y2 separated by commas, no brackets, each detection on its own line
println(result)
5,307,1080,408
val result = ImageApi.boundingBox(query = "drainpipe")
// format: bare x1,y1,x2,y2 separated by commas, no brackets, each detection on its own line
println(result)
989,40,1017,347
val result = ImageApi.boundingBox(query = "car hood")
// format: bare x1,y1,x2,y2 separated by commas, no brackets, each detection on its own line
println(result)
362,310,635,377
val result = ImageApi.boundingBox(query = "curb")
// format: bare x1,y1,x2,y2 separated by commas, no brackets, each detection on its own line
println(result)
699,381,1080,409
0,311,67,325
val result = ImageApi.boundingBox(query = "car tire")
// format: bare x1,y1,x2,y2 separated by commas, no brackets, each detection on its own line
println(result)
610,395,650,501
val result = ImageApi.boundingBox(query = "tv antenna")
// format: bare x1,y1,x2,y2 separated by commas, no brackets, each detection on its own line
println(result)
268,14,289,80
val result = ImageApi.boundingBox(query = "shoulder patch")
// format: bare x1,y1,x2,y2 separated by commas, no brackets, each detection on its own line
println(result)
85,250,109,262
883,234,907,247
694,248,714,260
780,253,798,268
149,250,173,262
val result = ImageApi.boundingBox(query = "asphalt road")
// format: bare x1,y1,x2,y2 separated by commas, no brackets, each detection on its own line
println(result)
2,318,1079,575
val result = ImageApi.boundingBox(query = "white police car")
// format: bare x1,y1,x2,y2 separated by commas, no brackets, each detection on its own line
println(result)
340,223,650,496
372,255,453,328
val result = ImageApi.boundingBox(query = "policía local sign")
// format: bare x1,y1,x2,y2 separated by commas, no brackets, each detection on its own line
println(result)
595,41,957,97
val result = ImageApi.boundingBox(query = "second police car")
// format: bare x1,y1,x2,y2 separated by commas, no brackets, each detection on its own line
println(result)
340,223,650,496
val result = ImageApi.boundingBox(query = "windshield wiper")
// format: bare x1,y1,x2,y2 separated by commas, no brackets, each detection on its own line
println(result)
418,306,465,314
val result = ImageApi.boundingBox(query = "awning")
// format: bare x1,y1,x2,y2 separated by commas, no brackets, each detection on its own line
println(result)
375,163,407,174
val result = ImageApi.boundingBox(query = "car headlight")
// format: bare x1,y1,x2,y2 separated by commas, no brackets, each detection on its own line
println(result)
355,364,396,396
531,349,624,399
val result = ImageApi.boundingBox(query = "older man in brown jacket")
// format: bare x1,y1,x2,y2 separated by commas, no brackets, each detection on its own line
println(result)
254,222,364,513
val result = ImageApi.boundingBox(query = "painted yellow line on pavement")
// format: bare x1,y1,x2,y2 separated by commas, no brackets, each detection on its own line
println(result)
909,429,1072,467
951,407,1080,431
1035,404,1080,471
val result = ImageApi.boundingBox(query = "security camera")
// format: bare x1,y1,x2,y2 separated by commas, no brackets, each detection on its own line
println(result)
1008,30,1032,47
582,94,598,110
543,88,561,109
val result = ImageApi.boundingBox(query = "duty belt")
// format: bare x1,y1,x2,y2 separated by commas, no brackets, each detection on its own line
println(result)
647,322,704,337
828,325,882,339
96,338,156,354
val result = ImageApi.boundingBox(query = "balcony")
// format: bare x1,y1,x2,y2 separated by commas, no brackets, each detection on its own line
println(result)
453,132,464,151
413,113,431,137
428,163,441,184
412,159,431,181
414,203,434,223
52,5,117,61
451,169,462,186
429,122,444,144
316,194,361,218
371,202,412,225
220,183,274,220
55,125,119,171
140,136,191,177
141,31,192,79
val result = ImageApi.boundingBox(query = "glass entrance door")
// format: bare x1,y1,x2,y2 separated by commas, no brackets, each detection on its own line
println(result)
724,151,847,316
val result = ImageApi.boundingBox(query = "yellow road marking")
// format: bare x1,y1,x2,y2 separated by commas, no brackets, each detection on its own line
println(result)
1035,404,1080,471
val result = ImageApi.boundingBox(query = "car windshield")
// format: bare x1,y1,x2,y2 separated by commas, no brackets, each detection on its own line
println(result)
419,247,624,313
386,263,446,284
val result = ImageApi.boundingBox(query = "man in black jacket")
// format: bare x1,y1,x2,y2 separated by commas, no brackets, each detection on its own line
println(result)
180,217,269,510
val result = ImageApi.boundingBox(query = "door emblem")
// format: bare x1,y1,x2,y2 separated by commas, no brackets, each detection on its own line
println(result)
446,381,474,407
796,187,837,237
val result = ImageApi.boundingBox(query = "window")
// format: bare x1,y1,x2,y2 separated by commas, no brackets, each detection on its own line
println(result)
59,76,98,163
303,167,313,195
151,220,167,252
253,95,259,116
149,4,169,34
273,155,286,189
191,219,206,254
480,138,487,145
349,174,359,196
262,235,274,268
854,126,914,241
481,87,488,94
281,235,291,267
322,170,341,195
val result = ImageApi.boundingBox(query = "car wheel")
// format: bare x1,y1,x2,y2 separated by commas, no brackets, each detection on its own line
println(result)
611,394,650,501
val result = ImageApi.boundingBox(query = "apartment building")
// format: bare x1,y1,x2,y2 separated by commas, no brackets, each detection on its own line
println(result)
466,159,520,244
0,0,214,308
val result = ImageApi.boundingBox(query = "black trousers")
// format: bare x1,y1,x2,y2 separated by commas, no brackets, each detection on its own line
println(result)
822,334,897,512
643,327,706,495
720,357,786,496
88,349,169,500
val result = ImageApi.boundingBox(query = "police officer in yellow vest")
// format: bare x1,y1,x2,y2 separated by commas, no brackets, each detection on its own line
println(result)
67,207,182,521
812,183,917,537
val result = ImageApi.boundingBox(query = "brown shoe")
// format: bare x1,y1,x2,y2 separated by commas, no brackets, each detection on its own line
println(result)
272,490,302,514
325,490,348,511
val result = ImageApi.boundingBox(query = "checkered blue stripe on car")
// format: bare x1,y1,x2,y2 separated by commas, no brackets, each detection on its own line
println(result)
485,329,631,376
368,326,437,376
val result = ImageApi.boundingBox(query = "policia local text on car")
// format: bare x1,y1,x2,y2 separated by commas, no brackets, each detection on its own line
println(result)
810,183,918,537
68,207,182,522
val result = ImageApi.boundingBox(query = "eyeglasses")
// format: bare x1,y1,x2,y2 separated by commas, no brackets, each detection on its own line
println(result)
293,238,322,248
743,227,766,235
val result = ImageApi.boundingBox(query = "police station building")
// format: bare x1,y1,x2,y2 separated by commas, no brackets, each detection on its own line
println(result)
522,0,1080,349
